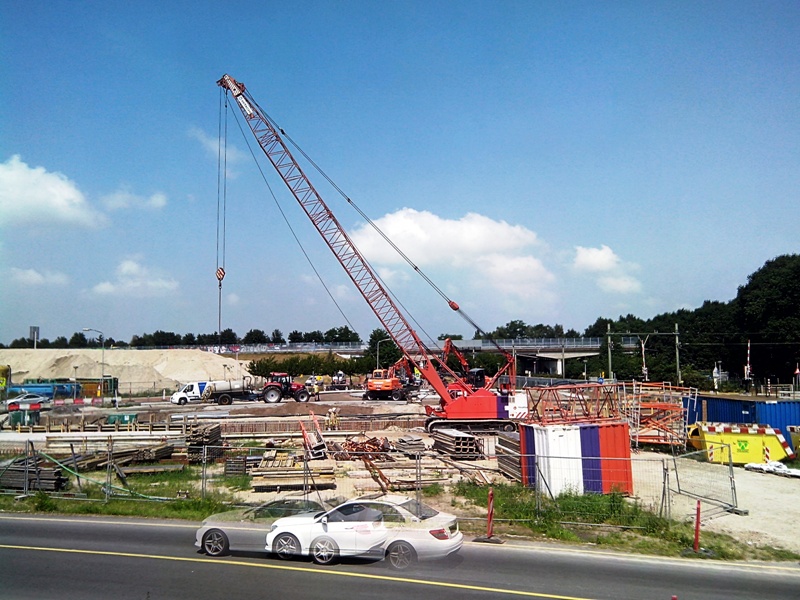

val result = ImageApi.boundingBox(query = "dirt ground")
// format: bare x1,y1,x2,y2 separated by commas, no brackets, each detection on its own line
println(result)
684,465,800,553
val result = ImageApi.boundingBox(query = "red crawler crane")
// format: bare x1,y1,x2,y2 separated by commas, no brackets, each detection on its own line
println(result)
218,74,516,432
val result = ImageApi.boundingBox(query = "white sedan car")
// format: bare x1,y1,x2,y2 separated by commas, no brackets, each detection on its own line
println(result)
266,494,463,569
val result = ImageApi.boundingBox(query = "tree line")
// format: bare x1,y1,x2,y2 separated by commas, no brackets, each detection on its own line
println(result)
4,255,798,391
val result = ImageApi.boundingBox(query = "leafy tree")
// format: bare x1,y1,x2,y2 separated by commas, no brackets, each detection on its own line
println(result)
219,328,238,344
303,330,325,343
583,317,615,338
150,330,182,346
68,332,88,348
242,329,268,344
366,329,401,369
324,326,361,343
734,254,800,378
287,330,304,343
182,333,196,345
196,332,218,345
270,329,285,344
9,337,32,348
51,336,68,348
438,333,464,340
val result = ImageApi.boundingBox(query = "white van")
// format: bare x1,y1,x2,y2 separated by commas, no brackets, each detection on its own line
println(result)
170,381,208,405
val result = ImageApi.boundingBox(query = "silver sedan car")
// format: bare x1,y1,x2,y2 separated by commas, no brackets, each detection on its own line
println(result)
196,496,329,556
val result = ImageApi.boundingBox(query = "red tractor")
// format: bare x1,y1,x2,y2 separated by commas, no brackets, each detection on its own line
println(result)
262,372,310,403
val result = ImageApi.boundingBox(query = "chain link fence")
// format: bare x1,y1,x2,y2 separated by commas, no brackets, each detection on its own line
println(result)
2,434,743,532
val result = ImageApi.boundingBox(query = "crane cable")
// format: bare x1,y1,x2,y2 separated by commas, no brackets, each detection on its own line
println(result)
225,101,360,336
270,115,503,353
216,89,229,343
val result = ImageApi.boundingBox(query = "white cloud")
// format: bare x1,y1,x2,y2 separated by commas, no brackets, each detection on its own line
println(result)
10,267,69,286
102,188,167,210
90,257,179,298
597,275,642,294
573,244,642,295
331,284,352,300
226,293,241,306
0,155,108,228
348,208,557,320
189,126,246,164
573,245,620,272
351,208,542,266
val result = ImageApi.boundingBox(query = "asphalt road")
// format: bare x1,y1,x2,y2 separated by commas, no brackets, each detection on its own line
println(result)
0,513,798,600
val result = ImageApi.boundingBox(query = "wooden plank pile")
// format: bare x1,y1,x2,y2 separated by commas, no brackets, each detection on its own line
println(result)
0,457,70,492
250,449,336,492
495,432,522,482
431,429,483,460
187,424,222,463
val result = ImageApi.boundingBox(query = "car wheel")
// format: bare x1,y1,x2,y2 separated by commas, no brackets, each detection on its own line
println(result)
310,537,339,565
264,387,282,403
218,394,232,406
273,533,300,560
295,390,310,403
179,397,187,406
390,389,403,401
202,529,230,557
386,540,416,570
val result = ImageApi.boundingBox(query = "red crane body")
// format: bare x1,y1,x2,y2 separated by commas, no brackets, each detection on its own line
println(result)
218,74,516,431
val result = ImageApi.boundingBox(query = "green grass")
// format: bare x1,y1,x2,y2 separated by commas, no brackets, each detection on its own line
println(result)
450,481,800,561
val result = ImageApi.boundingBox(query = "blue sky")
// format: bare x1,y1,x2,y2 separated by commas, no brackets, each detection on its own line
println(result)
1,1,798,345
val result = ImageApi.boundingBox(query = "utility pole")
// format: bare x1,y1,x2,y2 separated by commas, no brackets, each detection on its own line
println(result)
675,323,682,384
607,323,613,381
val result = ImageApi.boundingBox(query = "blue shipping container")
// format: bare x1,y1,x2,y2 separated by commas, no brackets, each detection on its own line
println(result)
753,401,800,452
689,396,757,426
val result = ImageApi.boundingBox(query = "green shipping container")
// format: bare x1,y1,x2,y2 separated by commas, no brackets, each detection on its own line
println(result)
106,413,138,425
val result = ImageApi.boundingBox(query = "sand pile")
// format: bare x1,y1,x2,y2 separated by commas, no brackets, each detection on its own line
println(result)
0,349,248,394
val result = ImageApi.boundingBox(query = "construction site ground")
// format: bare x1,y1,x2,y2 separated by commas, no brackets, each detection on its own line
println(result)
4,389,793,555
1,348,798,555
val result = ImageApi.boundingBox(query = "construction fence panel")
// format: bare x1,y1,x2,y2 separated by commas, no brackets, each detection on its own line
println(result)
509,453,668,523
670,446,738,515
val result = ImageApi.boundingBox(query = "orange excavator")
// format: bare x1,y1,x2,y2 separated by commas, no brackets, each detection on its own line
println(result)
218,74,516,432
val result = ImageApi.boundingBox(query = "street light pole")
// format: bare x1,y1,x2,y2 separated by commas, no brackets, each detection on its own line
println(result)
376,338,389,369
83,328,105,397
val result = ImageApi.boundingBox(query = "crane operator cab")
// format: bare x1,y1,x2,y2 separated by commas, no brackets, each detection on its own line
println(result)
466,368,486,390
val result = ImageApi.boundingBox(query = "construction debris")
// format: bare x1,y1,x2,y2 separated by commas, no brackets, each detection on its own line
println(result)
395,434,427,456
431,429,483,460
495,432,522,482
328,435,393,461
61,443,175,471
187,423,222,463
250,450,336,492
0,456,70,492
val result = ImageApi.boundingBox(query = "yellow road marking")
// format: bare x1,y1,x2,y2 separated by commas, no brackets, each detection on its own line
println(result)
0,515,196,529
0,544,590,599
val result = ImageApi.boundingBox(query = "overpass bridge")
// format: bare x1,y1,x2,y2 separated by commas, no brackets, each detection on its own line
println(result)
217,337,639,376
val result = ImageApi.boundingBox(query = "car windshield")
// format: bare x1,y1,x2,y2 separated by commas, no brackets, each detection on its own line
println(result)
247,499,323,518
398,499,439,520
